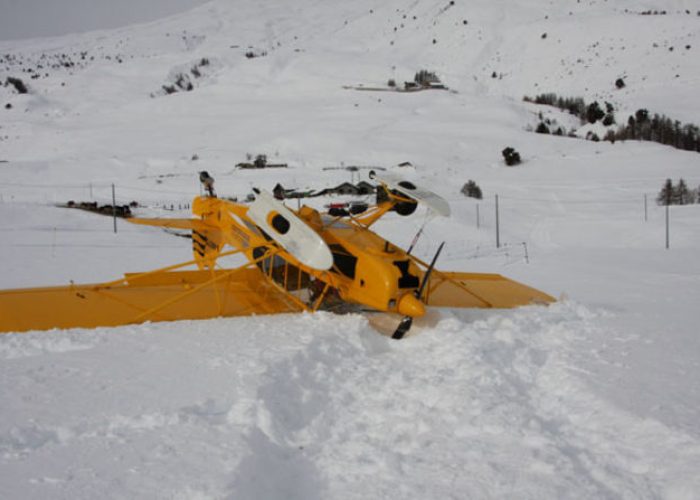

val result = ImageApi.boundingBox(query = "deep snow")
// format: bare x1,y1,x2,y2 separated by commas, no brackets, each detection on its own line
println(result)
2,307,699,499
1,0,699,498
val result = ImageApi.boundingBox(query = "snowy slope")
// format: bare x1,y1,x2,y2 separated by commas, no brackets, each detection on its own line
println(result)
1,1,700,498
0,0,210,40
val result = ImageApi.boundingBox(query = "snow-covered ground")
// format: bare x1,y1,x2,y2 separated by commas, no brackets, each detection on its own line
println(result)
1,1,699,498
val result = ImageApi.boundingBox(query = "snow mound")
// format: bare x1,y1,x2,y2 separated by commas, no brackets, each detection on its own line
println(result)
2,306,698,498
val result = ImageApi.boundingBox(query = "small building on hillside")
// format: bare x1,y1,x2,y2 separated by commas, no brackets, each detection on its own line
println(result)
356,181,375,194
334,182,360,195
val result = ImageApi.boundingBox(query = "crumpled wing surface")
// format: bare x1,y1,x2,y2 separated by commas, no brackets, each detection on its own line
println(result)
0,268,303,333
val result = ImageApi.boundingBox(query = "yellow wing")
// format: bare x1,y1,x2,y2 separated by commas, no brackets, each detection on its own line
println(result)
422,270,555,309
129,218,205,230
0,268,304,334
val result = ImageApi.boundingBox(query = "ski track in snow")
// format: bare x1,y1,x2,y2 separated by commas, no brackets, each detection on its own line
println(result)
1,305,698,499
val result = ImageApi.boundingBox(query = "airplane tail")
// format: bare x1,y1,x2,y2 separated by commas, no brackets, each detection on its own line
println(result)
129,218,223,269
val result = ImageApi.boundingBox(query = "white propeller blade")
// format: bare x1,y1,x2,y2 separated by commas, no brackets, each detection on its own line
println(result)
247,190,333,270
371,171,451,217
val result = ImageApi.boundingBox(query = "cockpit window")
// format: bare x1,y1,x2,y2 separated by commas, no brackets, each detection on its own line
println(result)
394,260,420,288
321,216,352,229
329,243,357,279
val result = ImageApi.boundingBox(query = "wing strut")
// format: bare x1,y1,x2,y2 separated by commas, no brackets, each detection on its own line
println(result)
392,241,445,339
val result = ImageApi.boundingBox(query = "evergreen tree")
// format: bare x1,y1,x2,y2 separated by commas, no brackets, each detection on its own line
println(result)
674,178,690,205
502,147,521,166
414,70,440,86
635,108,650,123
657,178,674,205
461,180,483,199
681,124,699,151
627,115,637,139
535,122,550,134
5,77,28,94
525,94,700,154
689,186,698,204
254,154,267,168
586,101,605,124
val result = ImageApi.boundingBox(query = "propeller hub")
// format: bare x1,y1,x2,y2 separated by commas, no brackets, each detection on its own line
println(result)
397,293,425,317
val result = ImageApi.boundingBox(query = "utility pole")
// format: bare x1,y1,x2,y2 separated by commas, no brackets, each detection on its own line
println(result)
665,203,669,249
112,183,117,234
495,194,500,248
644,194,648,222
476,204,480,229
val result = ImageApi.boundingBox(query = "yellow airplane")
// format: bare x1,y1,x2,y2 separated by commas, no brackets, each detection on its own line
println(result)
0,172,554,338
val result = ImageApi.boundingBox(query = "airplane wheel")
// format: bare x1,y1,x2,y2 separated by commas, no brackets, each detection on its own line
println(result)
394,201,417,216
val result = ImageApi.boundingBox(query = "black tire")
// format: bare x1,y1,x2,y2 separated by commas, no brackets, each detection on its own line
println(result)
393,201,417,216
